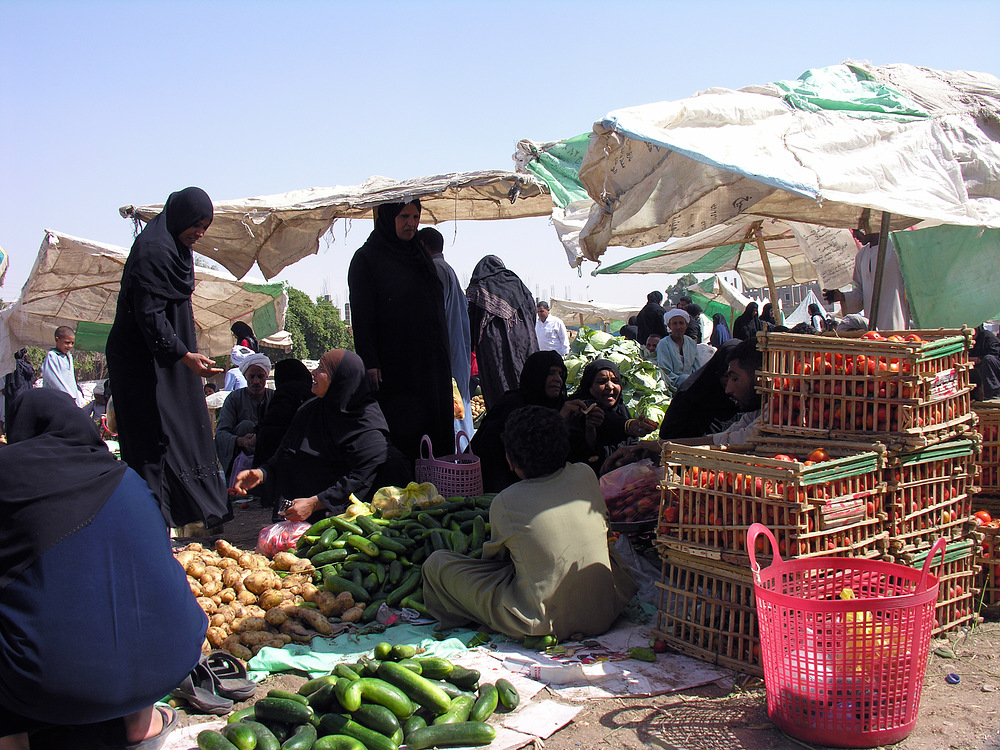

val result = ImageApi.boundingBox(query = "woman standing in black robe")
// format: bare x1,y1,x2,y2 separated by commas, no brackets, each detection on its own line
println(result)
106,186,228,529
466,255,539,411
733,301,765,343
348,201,453,463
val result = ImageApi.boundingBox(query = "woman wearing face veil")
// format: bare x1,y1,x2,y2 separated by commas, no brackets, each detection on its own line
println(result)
234,350,411,524
0,390,204,748
348,201,453,463
106,187,227,529
471,350,572,493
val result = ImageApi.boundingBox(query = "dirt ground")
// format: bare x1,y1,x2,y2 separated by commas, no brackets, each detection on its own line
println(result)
173,503,1000,750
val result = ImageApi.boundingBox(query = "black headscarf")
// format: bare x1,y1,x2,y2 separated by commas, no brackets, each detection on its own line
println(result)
710,314,732,347
372,201,423,255
122,186,213,301
733,302,764,342
517,350,568,409
659,339,741,440
307,350,389,457
466,255,537,346
254,359,315,470
760,303,777,325
571,359,629,420
0,389,127,591
231,321,259,353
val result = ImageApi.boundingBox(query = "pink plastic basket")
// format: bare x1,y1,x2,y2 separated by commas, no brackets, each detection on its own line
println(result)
415,431,483,498
748,523,944,748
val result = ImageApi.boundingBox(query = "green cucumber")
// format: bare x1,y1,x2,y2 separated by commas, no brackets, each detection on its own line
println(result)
352,703,401,737
373,641,392,660
314,735,366,750
376,550,397,564
385,569,420,606
323,573,370,603
307,682,339,713
370,533,407,554
402,714,427,741
396,658,422,675
311,548,349,567
361,659,382,677
387,560,403,586
469,515,485,550
220,722,258,750
376,661,451,714
227,706,257,724
445,666,480,691
359,598,385,623
336,676,363,711
304,516,336,537
253,697,313,725
358,677,416,718
399,595,428,616
405,722,496,749
345,534,380,557
469,683,498,722
317,714,398,750
389,644,416,660
267,689,310,705
299,674,338,696
355,515,385,535
334,663,362,682
413,657,454,680
238,721,280,750
198,730,240,750
436,681,472,700
318,527,342,550
328,516,364,535
496,677,519,710
280,722,317,750
432,694,475,724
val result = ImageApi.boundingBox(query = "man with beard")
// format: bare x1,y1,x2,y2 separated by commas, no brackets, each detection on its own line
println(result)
215,352,273,486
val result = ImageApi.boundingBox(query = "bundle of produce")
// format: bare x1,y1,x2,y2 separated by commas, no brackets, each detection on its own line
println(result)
598,458,664,524
295,495,495,623
198,642,516,750
563,328,672,424
175,540,359,660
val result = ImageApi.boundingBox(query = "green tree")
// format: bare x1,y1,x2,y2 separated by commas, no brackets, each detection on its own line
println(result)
665,273,698,307
283,288,353,360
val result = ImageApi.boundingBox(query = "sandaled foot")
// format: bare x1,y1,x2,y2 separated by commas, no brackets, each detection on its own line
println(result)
123,706,178,750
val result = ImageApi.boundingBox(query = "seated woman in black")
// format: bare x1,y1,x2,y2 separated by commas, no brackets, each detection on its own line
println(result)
568,359,656,474
234,349,410,523
659,338,740,440
471,350,576,492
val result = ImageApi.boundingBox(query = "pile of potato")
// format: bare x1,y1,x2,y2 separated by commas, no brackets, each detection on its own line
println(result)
470,395,486,421
175,539,365,660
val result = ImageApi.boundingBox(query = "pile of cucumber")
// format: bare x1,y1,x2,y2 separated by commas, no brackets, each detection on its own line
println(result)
197,643,518,750
295,496,495,622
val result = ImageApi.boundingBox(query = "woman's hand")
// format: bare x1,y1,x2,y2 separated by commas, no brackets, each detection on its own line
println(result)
233,468,264,495
600,441,661,474
560,399,588,420
236,433,257,453
626,416,659,438
365,368,382,392
281,496,322,523
182,352,223,377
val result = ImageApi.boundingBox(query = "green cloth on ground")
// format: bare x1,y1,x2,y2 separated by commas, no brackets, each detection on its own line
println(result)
246,622,478,680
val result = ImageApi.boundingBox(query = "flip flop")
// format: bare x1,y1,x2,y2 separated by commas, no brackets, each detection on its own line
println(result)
124,705,179,750
169,663,233,714
202,650,257,701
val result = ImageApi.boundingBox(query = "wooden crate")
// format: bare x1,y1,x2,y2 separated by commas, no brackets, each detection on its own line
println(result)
651,550,761,676
757,329,974,449
656,442,888,566
973,400,1000,493
892,538,980,635
974,523,1000,607
884,438,979,555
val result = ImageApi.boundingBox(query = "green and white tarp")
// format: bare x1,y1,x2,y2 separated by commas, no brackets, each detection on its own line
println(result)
549,297,641,330
576,61,1000,263
0,230,288,376
121,171,552,280
0,245,7,286
893,224,1000,328
686,275,754,324
596,216,857,291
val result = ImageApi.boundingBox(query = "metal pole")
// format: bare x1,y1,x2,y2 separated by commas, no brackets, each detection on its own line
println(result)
868,211,893,331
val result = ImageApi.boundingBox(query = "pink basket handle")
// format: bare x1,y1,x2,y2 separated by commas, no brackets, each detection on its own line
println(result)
747,523,781,583
917,537,948,593
456,430,473,455
419,435,434,461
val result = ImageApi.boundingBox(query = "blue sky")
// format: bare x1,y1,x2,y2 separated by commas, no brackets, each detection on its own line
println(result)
2,0,998,313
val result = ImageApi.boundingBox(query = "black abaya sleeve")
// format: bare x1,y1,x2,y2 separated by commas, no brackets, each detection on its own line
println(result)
315,431,388,513
347,254,381,372
131,288,188,366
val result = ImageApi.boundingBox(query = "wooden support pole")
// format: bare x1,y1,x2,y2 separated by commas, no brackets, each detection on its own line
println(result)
868,211,893,331
752,221,784,325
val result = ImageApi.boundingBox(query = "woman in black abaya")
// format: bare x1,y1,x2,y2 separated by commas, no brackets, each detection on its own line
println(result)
234,350,411,524
732,301,765,343
466,255,539,411
971,325,1000,401
348,201,453,463
106,187,228,529
659,338,741,440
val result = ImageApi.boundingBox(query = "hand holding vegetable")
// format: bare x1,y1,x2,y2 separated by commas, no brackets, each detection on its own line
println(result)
560,399,589,421
233,468,264,495
183,351,223,377
280,495,322,523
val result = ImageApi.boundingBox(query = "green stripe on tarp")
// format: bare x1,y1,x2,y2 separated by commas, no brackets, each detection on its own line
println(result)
523,134,592,209
688,291,732,324
772,64,930,119
251,301,278,339
677,243,742,274
242,281,284,298
596,247,674,274
75,321,113,352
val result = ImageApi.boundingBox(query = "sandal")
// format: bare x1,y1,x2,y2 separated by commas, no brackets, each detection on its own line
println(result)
202,650,257,701
169,663,233,714
124,705,179,750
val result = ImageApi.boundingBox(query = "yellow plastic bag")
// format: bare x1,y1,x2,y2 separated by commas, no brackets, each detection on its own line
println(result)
371,482,444,518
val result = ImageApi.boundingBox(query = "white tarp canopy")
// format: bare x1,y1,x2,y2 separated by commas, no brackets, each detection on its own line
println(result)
577,61,1000,263
782,288,827,327
0,230,288,375
120,171,552,280
596,215,858,290
549,298,641,329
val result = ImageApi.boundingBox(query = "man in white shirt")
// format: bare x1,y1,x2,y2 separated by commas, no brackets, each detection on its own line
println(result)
823,230,910,331
535,301,569,357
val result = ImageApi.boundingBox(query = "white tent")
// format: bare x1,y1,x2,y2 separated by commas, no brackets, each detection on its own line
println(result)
576,61,1000,263
549,298,641,329
0,230,288,375
120,171,552,280
782,288,828,327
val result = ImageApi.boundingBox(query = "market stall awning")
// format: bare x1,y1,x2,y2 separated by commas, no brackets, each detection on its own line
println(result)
0,230,287,375
596,216,857,291
549,298,641,330
0,245,8,286
577,61,1000,263
686,274,754,324
120,171,552,280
